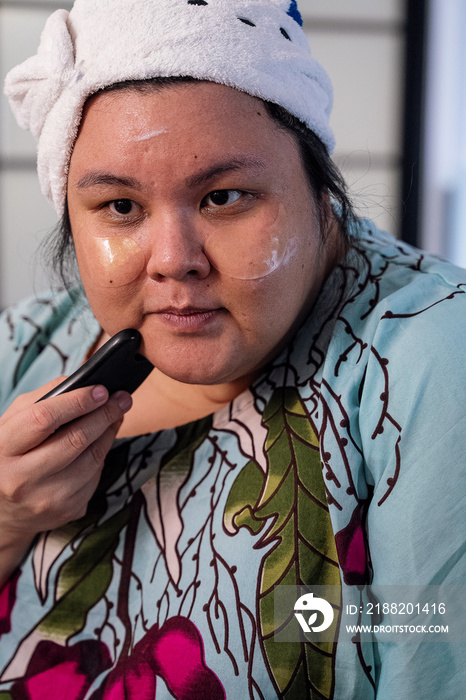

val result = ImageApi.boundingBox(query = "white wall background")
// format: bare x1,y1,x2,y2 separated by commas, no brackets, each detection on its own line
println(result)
421,0,466,268
0,0,406,309
303,0,405,236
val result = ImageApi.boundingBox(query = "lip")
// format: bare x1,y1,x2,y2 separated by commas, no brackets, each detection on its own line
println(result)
153,306,224,331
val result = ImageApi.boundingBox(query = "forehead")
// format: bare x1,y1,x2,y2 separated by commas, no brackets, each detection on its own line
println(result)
72,81,295,164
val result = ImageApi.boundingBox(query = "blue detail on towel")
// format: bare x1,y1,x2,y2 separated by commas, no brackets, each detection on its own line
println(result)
287,0,303,26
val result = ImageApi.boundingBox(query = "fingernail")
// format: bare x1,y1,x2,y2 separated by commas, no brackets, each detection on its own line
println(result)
92,385,108,402
114,391,132,412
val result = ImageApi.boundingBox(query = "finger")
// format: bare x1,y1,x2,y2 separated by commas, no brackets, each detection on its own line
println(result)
39,420,124,526
1,420,123,537
31,391,132,469
1,385,115,454
0,377,68,421
0,395,130,523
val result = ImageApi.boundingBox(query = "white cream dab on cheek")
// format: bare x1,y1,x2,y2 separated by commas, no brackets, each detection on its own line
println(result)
203,203,293,280
204,230,288,279
263,246,281,275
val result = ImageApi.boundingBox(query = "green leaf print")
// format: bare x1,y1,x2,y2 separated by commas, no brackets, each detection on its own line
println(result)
224,387,341,699
37,506,131,641
142,416,213,586
223,459,265,536
260,388,341,699
161,416,213,468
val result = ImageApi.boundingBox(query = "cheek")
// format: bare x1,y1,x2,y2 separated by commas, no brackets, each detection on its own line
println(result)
204,202,296,280
74,236,147,287
73,236,147,333
243,232,321,331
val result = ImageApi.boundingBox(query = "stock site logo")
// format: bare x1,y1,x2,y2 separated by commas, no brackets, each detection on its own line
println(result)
294,592,334,633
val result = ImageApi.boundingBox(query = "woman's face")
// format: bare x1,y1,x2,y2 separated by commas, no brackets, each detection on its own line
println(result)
67,82,338,385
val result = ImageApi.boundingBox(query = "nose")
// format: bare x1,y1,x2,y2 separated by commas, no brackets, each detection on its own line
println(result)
145,210,211,281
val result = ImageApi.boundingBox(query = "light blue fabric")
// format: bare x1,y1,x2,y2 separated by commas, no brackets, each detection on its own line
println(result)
0,221,465,699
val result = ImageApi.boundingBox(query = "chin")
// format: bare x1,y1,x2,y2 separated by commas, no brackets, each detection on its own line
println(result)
143,349,211,383
164,363,231,386
154,351,248,386
141,334,233,384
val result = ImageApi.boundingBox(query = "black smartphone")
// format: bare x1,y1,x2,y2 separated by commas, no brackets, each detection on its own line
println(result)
38,329,154,402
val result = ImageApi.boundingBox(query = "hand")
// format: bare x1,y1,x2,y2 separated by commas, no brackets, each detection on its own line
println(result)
0,379,132,585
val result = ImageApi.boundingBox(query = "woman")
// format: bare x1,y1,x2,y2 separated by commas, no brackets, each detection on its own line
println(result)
1,1,465,698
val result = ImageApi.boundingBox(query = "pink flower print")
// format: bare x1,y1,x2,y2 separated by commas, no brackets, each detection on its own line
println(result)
94,660,155,700
149,616,225,699
0,570,20,638
10,639,112,700
96,616,225,700
334,505,369,586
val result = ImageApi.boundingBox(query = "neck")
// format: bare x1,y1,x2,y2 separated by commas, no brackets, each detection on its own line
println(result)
150,366,254,409
117,367,254,436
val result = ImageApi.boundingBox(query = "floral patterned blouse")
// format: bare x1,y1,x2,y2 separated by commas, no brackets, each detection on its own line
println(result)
0,220,465,699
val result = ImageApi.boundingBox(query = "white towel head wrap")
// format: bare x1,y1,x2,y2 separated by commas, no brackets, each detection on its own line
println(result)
4,0,335,216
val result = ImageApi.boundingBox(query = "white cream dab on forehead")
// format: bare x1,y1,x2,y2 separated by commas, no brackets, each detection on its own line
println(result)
133,128,169,141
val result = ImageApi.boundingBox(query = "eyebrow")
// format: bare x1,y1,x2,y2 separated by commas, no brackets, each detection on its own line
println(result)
75,173,143,190
185,157,266,188
74,156,266,192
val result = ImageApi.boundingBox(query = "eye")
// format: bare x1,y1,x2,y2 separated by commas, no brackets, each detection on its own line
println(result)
203,190,243,207
108,199,137,216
